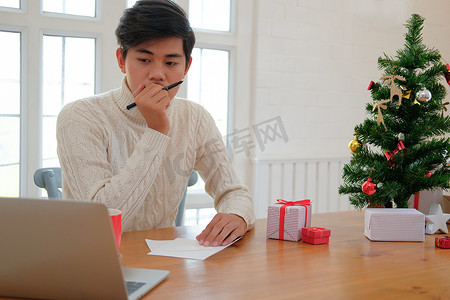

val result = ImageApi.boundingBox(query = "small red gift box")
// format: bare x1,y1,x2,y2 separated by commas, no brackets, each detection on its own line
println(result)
266,199,312,241
435,236,450,249
302,227,331,245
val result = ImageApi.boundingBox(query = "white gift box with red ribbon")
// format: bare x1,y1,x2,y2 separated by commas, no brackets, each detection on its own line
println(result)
266,199,312,241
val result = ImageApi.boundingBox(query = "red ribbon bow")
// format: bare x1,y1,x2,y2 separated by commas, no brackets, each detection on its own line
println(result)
275,199,311,240
445,64,450,86
384,141,406,166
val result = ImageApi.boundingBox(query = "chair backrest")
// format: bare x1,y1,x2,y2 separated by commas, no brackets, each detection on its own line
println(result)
33,167,62,199
33,167,197,226
175,171,198,226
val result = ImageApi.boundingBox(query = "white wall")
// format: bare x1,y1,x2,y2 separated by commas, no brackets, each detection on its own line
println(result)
237,0,450,195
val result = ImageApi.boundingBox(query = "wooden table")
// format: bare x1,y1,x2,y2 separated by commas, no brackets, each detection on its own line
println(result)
121,210,450,300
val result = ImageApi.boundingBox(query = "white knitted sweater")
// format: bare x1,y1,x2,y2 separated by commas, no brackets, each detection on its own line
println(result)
56,78,255,232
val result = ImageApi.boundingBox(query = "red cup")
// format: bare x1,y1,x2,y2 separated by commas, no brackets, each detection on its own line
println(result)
108,208,122,250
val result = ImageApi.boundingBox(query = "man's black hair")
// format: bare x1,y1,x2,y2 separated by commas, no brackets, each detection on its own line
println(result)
115,0,195,66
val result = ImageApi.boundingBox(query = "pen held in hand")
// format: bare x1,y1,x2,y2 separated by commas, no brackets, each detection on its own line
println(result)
126,80,184,110
161,80,184,91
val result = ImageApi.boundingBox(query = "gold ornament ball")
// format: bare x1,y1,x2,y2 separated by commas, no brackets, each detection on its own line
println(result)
348,137,361,153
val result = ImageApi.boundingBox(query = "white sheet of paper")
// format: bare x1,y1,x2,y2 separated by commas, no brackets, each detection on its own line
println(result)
146,237,241,260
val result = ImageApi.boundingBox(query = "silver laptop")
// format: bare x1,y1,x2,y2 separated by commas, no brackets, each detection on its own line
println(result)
0,197,169,300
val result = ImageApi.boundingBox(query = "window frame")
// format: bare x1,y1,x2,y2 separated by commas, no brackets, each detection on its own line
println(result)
179,0,237,140
41,0,102,21
0,0,114,197
0,25,27,196
188,42,234,135
40,30,101,170
184,42,234,208
0,2,24,13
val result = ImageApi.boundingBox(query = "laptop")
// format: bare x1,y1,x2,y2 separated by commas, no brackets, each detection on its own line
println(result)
0,197,169,300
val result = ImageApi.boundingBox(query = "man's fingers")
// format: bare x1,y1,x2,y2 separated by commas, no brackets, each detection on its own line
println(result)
221,231,241,246
205,221,232,247
197,216,223,246
132,83,145,98
209,223,243,247
197,214,246,247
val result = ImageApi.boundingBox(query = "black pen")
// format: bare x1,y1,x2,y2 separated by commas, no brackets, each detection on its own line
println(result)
126,80,184,110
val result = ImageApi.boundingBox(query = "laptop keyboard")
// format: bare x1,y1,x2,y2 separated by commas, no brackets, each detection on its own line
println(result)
126,281,146,295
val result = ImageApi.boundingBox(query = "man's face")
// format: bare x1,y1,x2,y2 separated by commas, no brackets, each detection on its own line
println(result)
116,36,191,98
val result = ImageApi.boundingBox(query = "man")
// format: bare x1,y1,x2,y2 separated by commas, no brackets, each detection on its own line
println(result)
56,0,255,247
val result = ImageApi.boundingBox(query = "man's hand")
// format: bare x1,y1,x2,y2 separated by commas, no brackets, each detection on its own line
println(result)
133,82,171,135
196,213,247,247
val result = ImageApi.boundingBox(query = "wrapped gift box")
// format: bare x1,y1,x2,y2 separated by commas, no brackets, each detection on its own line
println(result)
266,199,311,241
408,189,444,214
435,236,450,249
302,227,331,245
364,208,425,242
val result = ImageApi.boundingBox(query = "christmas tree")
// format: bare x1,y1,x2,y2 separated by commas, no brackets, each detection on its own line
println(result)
339,14,450,209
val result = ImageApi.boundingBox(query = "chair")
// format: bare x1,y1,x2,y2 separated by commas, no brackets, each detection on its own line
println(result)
34,167,198,226
175,171,198,226
33,167,62,199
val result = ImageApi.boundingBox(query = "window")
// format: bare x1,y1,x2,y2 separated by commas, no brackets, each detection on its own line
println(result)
42,0,96,17
0,0,104,197
0,0,20,9
188,48,229,136
0,30,21,197
185,47,230,197
189,0,231,31
42,35,96,168
126,0,137,7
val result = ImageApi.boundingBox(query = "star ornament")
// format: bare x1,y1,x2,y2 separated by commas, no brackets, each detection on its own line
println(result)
425,204,450,234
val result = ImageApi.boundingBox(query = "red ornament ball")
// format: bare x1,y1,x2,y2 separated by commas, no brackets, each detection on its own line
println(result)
362,177,377,195
445,71,450,86
444,64,450,86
